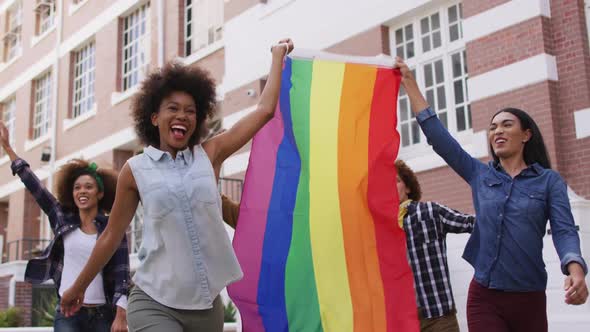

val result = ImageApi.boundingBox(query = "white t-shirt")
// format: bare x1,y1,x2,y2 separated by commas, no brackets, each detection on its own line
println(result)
59,228,127,309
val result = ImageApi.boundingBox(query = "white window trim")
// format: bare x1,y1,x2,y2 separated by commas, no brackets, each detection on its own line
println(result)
31,24,56,47
68,0,89,16
120,2,151,91
180,39,224,66
0,155,8,166
111,85,139,106
24,134,50,152
71,41,96,118
63,103,97,131
32,71,53,140
1,97,16,160
4,1,23,64
184,0,224,57
36,1,57,36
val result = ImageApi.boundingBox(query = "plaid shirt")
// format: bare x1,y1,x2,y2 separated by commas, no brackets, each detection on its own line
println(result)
11,158,130,307
403,201,475,319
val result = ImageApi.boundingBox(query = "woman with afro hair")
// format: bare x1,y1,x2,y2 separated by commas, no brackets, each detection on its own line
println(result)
60,38,294,331
0,122,129,332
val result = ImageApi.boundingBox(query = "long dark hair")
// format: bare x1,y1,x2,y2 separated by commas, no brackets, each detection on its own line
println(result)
490,108,551,169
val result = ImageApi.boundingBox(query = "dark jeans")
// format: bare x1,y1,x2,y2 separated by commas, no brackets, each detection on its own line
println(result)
467,278,547,332
54,304,114,332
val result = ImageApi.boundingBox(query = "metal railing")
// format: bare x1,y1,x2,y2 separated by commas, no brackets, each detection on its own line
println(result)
3,238,51,263
219,177,243,203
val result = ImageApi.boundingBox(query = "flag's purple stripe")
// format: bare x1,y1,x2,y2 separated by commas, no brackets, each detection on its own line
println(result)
228,91,286,332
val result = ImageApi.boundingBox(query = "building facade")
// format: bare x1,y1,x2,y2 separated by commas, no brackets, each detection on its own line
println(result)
0,0,589,328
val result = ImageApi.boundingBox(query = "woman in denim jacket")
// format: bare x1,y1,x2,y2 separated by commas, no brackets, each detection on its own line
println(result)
394,58,587,332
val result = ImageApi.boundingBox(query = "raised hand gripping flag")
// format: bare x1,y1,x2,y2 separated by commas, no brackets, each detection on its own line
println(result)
228,51,419,332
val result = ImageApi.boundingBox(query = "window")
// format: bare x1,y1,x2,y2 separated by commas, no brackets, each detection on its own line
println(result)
420,12,442,53
72,42,96,118
184,0,224,56
448,3,463,42
394,24,415,60
3,1,22,62
0,98,16,157
33,72,52,139
391,2,469,148
398,69,421,147
35,0,56,35
451,50,470,131
423,59,448,127
122,3,151,91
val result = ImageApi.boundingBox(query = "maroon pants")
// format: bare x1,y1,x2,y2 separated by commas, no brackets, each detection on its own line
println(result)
467,279,547,332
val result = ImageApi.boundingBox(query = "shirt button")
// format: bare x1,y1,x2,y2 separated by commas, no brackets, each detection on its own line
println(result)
499,213,503,217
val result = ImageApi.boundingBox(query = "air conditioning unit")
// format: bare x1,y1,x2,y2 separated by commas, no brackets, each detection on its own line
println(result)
208,25,223,44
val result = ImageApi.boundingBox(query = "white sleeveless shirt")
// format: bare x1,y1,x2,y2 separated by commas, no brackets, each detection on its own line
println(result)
128,145,242,309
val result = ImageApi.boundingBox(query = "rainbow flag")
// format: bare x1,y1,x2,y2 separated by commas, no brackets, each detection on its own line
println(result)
228,52,419,332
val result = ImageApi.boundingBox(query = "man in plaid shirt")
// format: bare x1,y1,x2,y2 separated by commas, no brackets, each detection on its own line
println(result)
396,160,475,332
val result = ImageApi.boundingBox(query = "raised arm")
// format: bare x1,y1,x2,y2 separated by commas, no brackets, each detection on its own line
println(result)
1,122,62,231
395,58,482,183
435,202,475,235
203,39,293,168
546,175,588,305
60,162,139,316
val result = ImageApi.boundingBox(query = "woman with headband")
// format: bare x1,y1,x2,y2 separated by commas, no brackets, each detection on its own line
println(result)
0,122,130,332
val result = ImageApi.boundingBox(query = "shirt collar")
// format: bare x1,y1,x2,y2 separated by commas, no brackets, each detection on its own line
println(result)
492,161,543,176
144,146,166,161
144,145,193,165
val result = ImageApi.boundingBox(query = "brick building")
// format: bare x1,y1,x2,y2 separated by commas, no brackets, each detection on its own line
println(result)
0,0,588,329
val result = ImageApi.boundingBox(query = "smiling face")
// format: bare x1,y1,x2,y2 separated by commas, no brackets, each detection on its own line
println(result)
150,91,198,154
72,174,103,211
489,111,532,161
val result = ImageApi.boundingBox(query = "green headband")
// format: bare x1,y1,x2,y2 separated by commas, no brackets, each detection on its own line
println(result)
86,162,104,192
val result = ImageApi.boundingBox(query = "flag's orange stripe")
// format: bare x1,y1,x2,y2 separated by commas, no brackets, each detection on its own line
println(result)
338,63,386,332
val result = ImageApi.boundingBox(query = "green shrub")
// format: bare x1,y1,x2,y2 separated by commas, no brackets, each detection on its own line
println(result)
0,307,24,327
32,286,57,327
224,301,237,323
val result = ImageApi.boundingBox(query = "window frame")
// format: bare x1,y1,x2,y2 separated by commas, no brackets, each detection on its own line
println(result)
4,1,23,62
389,1,470,155
35,0,57,35
71,41,96,118
183,0,224,57
32,72,53,140
121,2,151,92
0,97,16,157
